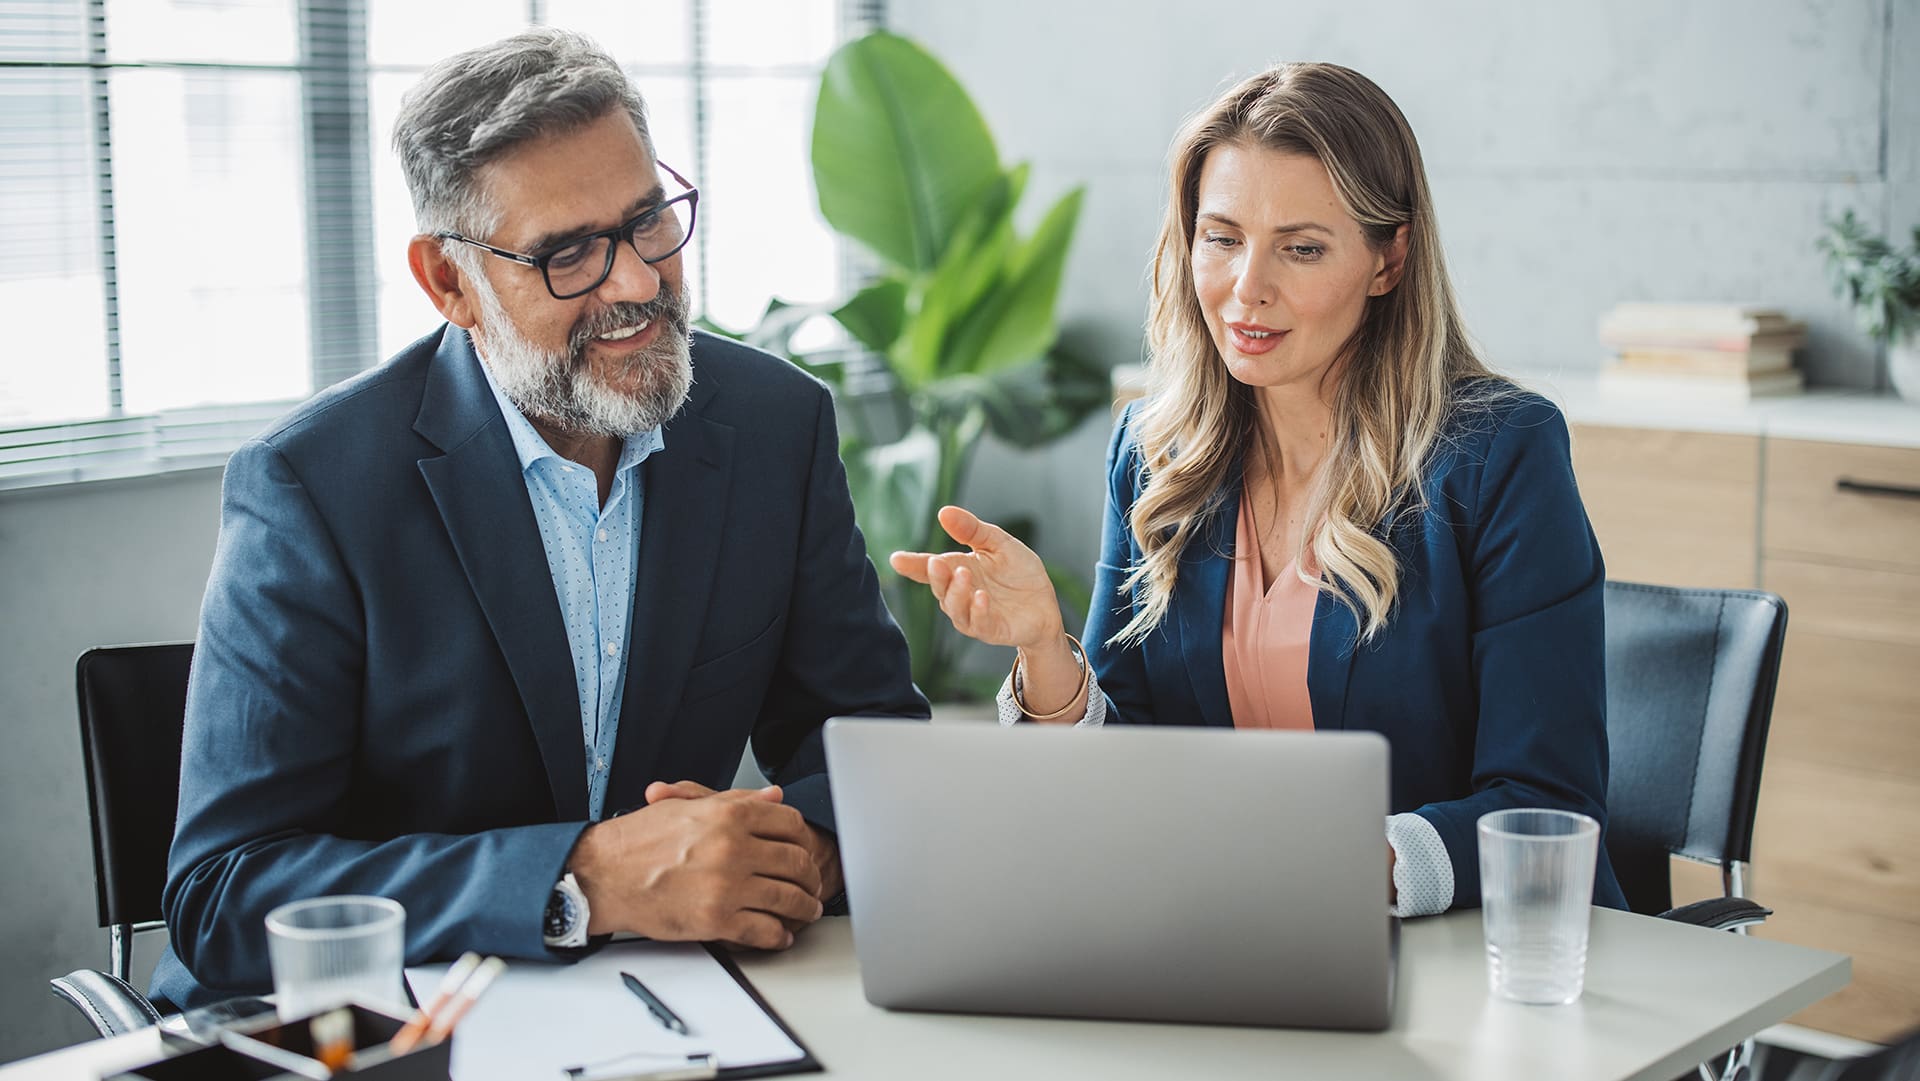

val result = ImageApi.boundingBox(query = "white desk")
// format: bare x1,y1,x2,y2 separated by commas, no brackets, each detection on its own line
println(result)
0,909,1847,1081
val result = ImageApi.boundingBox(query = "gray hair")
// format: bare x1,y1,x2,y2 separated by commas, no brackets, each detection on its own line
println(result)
392,27,650,240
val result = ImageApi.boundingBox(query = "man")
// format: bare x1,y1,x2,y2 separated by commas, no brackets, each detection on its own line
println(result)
155,28,926,1007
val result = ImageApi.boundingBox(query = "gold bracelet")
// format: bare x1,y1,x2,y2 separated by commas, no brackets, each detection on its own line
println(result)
1010,632,1090,721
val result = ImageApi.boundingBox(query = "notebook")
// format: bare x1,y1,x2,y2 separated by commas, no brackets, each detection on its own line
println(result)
823,718,1398,1030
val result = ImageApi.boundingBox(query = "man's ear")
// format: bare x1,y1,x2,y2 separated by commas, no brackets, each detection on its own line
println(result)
1369,223,1411,297
408,235,480,329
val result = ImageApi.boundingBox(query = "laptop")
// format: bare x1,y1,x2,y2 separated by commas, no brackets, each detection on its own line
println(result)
823,718,1398,1030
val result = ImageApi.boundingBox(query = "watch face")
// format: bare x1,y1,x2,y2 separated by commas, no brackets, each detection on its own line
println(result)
545,888,571,939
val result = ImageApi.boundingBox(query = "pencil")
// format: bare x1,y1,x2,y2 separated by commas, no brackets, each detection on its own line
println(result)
423,956,507,1045
388,951,482,1054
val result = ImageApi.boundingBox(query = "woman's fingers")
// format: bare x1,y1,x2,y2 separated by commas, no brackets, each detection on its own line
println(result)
894,506,1021,582
927,552,956,595
888,550,932,584
887,507,1044,646
938,563,977,633
970,584,997,637
939,504,1016,558
949,567,1010,642
936,504,982,544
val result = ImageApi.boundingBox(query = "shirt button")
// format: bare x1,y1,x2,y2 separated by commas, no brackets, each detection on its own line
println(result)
561,465,574,473
597,528,609,542
604,641,618,657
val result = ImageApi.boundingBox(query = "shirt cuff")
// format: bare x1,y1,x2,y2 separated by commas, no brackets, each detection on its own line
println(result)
1386,812,1454,917
995,662,1107,727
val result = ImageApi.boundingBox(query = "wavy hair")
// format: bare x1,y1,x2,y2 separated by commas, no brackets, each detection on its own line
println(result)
1116,63,1507,645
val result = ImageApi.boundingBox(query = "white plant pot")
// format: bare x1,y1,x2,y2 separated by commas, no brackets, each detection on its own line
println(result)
1892,336,1920,403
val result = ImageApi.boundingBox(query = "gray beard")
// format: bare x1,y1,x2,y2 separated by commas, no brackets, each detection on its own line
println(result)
470,280,694,439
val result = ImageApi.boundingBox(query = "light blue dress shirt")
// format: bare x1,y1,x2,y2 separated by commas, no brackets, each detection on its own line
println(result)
478,359,665,820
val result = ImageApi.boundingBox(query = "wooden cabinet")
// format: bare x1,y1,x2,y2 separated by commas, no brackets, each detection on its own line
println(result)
1764,440,1920,571
1573,425,1920,1043
1769,631,1920,775
1757,439,1920,1041
1569,426,1760,590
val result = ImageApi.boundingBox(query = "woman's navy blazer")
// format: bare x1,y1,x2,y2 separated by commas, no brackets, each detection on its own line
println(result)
1083,387,1628,910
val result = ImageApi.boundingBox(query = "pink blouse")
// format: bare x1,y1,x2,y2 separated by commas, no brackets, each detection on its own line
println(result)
1221,485,1317,730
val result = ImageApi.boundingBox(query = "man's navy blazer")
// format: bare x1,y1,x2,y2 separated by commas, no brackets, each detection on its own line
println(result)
1084,388,1628,911
155,326,927,1007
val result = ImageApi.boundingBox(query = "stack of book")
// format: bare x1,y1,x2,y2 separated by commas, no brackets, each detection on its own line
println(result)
1597,302,1806,402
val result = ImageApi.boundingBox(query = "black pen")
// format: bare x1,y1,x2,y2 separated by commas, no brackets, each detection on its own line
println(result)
621,971,690,1035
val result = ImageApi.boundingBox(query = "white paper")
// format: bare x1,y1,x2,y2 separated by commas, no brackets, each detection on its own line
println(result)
406,942,805,1081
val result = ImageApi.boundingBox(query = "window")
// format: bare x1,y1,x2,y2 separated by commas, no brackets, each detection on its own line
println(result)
0,0,863,488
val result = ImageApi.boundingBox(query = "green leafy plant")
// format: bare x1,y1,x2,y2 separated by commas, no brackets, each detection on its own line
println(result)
723,31,1107,700
1819,210,1920,344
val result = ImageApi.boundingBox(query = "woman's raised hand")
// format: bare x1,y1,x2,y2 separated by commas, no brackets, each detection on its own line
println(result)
888,505,1064,650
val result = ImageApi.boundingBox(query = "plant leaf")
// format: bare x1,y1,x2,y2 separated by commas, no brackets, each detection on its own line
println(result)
930,165,1029,332
1045,559,1094,630
833,278,909,354
1819,209,1920,344
813,32,1000,273
940,186,1086,376
891,168,1025,388
894,275,949,391
693,315,741,339
912,337,1108,449
988,340,1111,447
740,297,819,355
841,427,941,579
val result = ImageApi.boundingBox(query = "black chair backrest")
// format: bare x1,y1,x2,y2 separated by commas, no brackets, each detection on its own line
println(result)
1832,1023,1920,1080
1602,582,1787,916
74,643,193,929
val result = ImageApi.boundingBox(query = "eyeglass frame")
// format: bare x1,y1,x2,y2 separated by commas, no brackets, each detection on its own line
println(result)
436,162,699,301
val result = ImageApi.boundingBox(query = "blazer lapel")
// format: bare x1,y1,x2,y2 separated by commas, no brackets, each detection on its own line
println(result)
1306,589,1360,732
1172,457,1363,732
413,328,587,821
606,379,734,810
1172,484,1239,729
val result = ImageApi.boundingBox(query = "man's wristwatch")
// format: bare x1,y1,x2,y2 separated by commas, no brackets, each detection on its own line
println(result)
543,872,590,948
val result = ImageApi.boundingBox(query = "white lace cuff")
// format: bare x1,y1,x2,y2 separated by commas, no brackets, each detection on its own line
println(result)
1386,812,1454,917
995,654,1107,727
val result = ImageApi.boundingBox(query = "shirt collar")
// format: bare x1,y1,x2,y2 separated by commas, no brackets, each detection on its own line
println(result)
473,340,665,476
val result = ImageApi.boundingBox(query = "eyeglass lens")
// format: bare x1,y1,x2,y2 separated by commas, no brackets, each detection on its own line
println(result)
544,199,693,298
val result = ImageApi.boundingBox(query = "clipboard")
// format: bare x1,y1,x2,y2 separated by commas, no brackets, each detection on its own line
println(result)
696,945,820,1080
405,941,821,1081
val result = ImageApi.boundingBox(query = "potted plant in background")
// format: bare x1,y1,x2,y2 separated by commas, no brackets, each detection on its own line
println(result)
721,31,1109,701
1820,210,1920,401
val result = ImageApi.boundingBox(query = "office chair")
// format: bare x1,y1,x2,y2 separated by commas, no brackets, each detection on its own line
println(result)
48,642,194,1038
1823,1025,1920,1080
1603,581,1790,1081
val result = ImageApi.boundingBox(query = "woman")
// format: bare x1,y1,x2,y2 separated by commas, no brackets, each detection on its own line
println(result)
890,63,1626,916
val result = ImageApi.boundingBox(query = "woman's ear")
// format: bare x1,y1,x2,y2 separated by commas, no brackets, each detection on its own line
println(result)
1369,223,1411,297
408,235,480,329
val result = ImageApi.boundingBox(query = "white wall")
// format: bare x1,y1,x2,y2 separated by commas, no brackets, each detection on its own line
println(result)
0,469,220,1061
902,0,1920,578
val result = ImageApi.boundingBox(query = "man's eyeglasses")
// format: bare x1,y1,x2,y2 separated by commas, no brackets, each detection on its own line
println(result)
439,163,699,301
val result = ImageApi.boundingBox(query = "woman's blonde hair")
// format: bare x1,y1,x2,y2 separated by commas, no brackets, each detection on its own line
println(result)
1118,62,1505,645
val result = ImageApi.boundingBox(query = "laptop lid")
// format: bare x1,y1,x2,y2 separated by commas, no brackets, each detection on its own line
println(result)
824,719,1396,1030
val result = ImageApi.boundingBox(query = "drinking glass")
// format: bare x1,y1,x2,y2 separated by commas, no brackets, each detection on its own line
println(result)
265,895,406,1019
1477,808,1599,1005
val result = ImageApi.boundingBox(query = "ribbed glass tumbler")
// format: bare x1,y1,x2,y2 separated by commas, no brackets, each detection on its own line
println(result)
265,895,406,1019
1477,808,1599,1005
